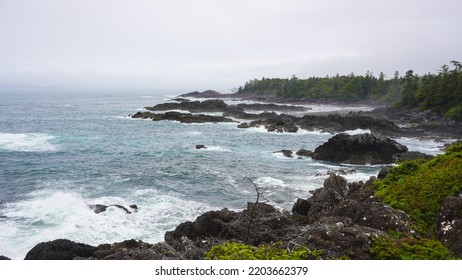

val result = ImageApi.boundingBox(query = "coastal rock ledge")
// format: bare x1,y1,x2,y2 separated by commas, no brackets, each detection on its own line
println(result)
311,133,408,164
20,172,444,260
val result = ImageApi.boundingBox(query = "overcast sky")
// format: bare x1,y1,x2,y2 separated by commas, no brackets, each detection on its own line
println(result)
0,0,461,91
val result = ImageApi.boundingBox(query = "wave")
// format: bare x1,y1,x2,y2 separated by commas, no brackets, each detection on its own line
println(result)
196,145,231,152
394,137,452,155
0,189,214,259
0,133,58,152
343,129,371,135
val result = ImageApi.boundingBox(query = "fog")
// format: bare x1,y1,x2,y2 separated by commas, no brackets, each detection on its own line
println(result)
1,0,461,91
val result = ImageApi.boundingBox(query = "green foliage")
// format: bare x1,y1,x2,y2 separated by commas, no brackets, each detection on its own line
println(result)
444,104,462,121
370,235,453,260
238,72,403,102
204,242,323,260
372,143,462,235
414,61,462,118
238,60,462,120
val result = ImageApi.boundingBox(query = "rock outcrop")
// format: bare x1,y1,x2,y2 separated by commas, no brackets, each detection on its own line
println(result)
437,195,462,255
131,111,235,123
311,133,408,164
24,239,97,260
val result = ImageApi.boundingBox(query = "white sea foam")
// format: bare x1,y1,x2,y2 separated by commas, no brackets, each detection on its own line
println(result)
394,137,451,155
197,145,231,152
0,189,214,259
343,128,371,135
0,133,58,152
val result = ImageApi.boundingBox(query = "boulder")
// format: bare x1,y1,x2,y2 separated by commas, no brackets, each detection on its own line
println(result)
237,122,250,128
293,174,410,232
436,196,462,256
196,145,207,149
24,239,97,260
273,150,293,158
296,149,313,157
311,133,408,164
91,240,181,260
301,173,349,223
89,204,136,214
0,255,10,260
377,166,391,180
292,198,310,216
165,203,296,249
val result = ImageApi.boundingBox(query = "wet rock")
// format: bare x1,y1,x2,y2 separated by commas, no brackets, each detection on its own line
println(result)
377,166,391,180
91,240,181,260
0,256,11,260
131,111,235,124
89,204,134,214
196,144,207,149
237,122,250,128
89,204,108,214
295,149,313,157
292,198,310,216
273,150,293,158
312,133,408,164
24,239,97,260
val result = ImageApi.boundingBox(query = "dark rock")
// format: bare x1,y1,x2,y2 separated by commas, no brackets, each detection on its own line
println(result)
264,116,299,133
196,144,207,149
296,149,313,157
312,133,408,164
298,173,349,223
291,216,385,259
89,204,108,214
377,166,391,180
129,205,138,212
297,112,402,136
165,203,296,251
131,111,235,124
294,174,410,233
89,204,134,214
237,122,250,128
90,240,182,260
273,150,293,158
24,239,97,260
112,204,132,214
0,255,10,260
436,196,462,256
292,198,310,216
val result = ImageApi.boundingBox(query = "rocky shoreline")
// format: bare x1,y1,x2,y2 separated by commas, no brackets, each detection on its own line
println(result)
3,90,460,260
131,90,462,139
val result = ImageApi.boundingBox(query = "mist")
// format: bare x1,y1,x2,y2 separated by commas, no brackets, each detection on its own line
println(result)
1,0,461,91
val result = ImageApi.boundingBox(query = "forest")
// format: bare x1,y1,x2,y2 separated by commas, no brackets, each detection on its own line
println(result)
238,60,462,121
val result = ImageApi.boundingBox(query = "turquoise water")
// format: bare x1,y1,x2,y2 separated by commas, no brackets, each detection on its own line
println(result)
0,88,446,259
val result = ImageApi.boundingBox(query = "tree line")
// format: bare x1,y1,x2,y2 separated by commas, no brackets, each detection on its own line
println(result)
238,60,462,121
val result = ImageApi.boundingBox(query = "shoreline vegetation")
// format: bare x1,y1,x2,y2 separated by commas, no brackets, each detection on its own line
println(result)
2,61,461,260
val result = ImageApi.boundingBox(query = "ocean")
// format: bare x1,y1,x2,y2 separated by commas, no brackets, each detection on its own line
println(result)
0,88,449,259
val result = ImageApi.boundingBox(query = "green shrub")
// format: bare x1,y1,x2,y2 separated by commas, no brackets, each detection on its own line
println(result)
444,105,462,122
370,235,453,260
204,242,323,260
372,143,462,235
